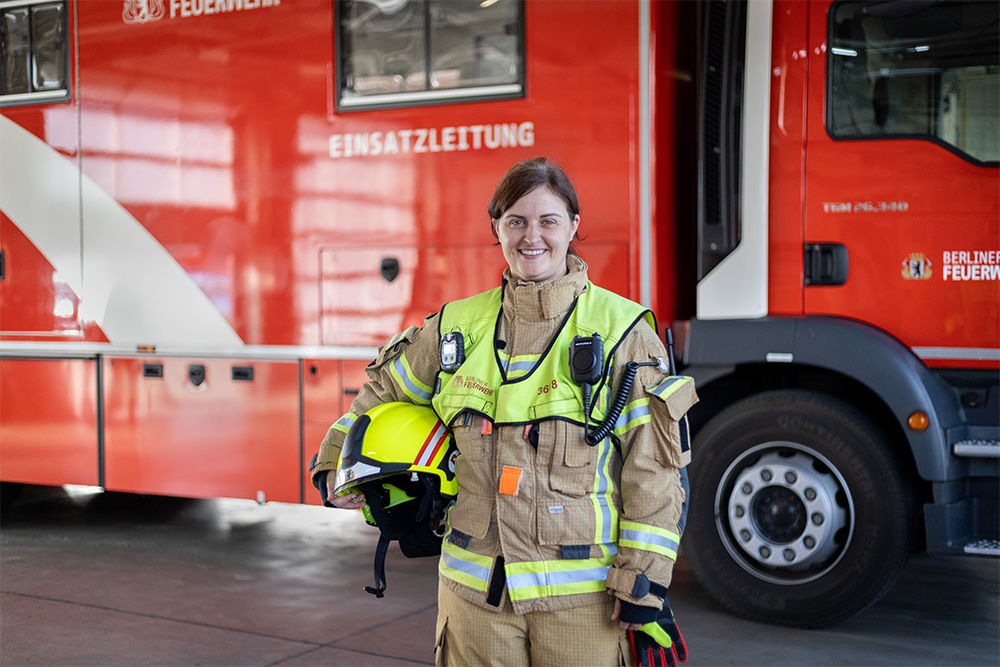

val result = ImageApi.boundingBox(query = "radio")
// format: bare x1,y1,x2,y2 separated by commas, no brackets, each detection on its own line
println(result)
569,334,603,386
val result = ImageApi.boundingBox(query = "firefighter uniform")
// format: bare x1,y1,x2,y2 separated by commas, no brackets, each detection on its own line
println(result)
312,256,696,665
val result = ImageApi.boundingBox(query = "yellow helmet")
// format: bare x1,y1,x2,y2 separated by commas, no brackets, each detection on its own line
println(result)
333,402,458,598
334,402,458,498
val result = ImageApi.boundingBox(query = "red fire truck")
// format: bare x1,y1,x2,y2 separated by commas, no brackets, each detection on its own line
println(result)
1,0,996,627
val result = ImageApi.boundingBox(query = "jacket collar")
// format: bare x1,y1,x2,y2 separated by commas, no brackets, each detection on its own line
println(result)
502,255,589,322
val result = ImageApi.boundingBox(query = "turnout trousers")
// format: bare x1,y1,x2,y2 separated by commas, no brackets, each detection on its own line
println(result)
435,584,630,667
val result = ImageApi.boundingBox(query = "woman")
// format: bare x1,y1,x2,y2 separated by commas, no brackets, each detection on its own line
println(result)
312,157,695,666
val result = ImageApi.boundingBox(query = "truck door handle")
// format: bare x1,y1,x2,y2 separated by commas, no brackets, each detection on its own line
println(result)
804,243,849,286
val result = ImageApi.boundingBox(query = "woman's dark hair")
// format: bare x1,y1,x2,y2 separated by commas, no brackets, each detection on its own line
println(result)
488,157,584,251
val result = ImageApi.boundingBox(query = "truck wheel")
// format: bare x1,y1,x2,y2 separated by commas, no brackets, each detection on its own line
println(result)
685,390,913,627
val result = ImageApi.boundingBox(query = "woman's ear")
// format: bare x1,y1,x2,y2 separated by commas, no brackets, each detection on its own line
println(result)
572,215,585,245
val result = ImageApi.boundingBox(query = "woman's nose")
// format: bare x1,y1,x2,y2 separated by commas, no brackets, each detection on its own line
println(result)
523,221,542,243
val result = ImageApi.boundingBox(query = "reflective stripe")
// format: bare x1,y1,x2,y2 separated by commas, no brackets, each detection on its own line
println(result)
439,540,492,592
331,413,357,435
611,399,651,436
498,348,511,372
390,354,433,404
506,355,540,379
591,436,617,545
648,375,692,400
506,552,616,600
497,349,540,378
386,329,408,348
619,521,680,560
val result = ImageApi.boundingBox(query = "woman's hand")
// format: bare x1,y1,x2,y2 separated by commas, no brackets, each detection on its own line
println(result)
326,476,367,510
612,598,644,632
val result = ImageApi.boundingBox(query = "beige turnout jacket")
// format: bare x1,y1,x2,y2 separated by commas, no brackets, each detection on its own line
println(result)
312,256,696,616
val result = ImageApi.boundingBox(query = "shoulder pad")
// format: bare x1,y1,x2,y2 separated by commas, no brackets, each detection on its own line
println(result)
370,325,421,370
645,375,697,421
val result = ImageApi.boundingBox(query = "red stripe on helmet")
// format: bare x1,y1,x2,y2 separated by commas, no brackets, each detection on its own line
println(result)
415,421,447,468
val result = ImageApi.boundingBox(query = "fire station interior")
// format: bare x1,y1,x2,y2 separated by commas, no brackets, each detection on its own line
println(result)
2,0,999,665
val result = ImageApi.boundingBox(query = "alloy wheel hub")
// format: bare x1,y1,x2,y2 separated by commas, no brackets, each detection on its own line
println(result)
727,450,847,571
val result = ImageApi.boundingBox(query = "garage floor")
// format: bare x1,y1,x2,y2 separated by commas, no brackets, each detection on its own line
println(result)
1,485,998,667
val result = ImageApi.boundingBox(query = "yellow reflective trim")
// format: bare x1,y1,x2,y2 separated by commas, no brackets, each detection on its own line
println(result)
386,329,407,347
389,353,433,405
438,540,492,592
331,412,358,435
617,540,676,560
648,375,694,401
505,553,615,575
590,436,618,546
619,521,680,560
611,398,651,437
507,578,607,601
505,552,615,601
620,521,679,542
506,353,541,379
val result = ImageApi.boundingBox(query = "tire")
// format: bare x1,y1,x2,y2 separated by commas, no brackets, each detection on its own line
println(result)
684,390,914,627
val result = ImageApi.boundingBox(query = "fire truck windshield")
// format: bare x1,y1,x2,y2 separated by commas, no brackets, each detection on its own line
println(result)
828,0,999,166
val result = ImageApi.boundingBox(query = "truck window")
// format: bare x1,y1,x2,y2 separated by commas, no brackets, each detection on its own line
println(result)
828,0,999,166
0,0,68,106
336,0,524,111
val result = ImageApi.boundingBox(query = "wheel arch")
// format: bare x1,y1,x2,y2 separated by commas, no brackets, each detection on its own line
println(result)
682,316,963,483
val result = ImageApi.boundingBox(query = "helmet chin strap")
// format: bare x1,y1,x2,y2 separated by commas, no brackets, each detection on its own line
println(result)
365,535,390,598
360,475,448,598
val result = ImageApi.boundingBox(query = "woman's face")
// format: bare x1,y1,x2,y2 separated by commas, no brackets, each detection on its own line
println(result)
495,186,580,284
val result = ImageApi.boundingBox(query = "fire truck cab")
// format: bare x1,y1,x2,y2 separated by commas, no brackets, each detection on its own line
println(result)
682,0,999,627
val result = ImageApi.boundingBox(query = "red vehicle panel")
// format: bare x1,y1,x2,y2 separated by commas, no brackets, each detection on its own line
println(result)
0,357,99,487
102,357,300,502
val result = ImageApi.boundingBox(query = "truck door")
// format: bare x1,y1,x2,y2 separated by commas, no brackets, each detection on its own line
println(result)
804,0,999,367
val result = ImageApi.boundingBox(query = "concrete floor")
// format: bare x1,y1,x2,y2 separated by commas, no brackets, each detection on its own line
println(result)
1,485,998,667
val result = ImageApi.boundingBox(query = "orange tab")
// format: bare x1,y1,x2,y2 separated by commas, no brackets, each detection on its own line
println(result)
499,466,522,496
481,418,493,436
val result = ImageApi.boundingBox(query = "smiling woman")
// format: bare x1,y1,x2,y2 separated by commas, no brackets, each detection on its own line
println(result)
311,156,695,666
494,185,579,284
488,157,583,283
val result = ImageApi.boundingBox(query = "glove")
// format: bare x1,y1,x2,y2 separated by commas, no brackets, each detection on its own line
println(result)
628,596,687,667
